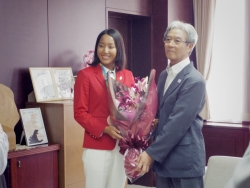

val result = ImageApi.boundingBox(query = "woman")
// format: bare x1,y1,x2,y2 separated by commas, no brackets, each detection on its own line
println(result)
74,29,135,188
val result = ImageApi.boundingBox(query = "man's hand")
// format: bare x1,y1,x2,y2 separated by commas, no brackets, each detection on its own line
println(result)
136,151,153,175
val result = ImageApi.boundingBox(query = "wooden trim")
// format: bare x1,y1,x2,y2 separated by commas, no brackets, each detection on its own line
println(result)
106,8,151,17
8,144,60,159
53,150,59,188
242,121,250,126
204,121,250,130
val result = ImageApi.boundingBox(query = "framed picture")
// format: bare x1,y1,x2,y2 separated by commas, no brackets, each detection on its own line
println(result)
29,67,74,102
29,67,58,102
51,67,74,99
20,108,48,146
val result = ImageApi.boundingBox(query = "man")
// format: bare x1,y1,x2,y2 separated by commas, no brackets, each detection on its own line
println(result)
137,20,206,188
224,142,250,188
0,124,8,188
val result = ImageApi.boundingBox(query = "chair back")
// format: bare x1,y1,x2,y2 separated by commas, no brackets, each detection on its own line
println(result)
204,156,242,188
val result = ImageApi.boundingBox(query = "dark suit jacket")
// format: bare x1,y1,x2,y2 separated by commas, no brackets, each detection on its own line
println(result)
74,65,134,150
146,63,206,178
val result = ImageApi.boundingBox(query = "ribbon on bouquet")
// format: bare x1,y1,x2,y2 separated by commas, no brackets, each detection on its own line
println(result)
118,132,149,155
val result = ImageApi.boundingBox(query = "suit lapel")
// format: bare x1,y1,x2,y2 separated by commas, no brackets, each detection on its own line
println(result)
160,63,193,107
158,70,168,105
94,66,125,87
94,65,106,87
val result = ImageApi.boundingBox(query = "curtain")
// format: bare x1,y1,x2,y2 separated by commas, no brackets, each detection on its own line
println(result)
242,0,250,123
193,0,216,120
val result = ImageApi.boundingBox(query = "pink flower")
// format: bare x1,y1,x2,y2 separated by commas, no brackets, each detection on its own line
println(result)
82,50,94,69
107,69,158,183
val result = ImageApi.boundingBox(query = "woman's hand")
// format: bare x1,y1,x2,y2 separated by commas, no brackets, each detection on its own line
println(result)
104,116,123,139
104,125,123,139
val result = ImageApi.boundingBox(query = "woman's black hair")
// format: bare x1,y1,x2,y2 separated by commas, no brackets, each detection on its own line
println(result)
89,29,126,71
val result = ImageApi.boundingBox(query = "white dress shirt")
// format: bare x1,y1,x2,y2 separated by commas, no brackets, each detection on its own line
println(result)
103,66,116,80
0,124,9,175
163,57,190,95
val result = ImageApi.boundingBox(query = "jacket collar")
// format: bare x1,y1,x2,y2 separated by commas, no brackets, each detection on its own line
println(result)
159,62,194,107
94,65,106,87
93,65,126,87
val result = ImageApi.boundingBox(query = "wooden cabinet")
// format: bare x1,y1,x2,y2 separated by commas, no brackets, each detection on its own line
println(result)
203,122,250,164
26,100,85,188
7,144,60,188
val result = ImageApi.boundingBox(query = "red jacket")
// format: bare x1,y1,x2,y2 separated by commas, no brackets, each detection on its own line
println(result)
74,65,135,150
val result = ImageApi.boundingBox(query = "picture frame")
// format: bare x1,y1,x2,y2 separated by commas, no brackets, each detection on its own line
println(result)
51,67,74,100
29,67,74,102
19,108,48,146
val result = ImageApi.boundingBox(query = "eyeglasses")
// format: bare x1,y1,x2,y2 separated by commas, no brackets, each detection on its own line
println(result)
163,37,189,45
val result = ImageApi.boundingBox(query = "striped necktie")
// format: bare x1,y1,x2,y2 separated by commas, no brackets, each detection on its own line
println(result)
109,71,115,79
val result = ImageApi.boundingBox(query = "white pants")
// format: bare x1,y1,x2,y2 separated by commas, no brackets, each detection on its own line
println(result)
82,141,126,188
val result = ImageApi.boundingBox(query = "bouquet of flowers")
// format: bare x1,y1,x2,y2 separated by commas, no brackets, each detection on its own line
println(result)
107,69,158,182
82,50,94,69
